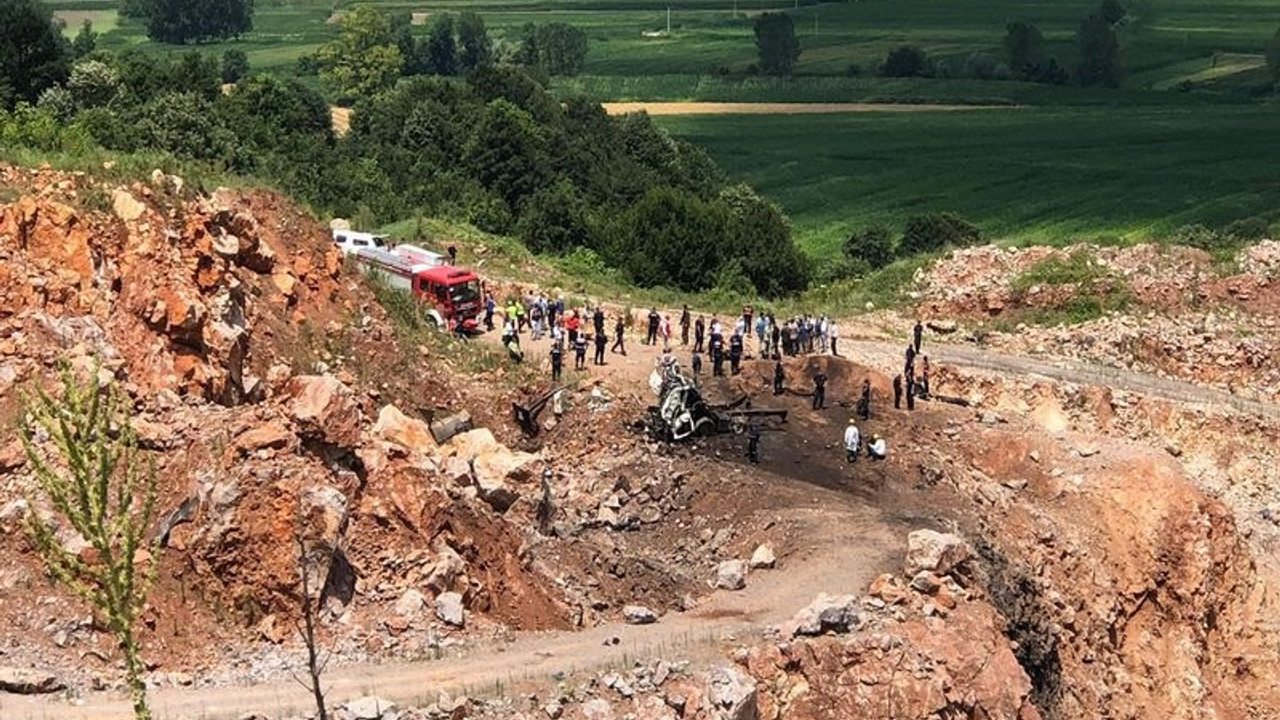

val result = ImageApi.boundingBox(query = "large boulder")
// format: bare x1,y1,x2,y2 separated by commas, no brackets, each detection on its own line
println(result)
287,375,363,447
623,605,658,625
705,666,757,720
905,529,970,576
436,591,465,627
749,544,776,570
715,560,748,591
789,594,861,637
342,695,396,720
447,428,537,513
0,667,64,694
373,404,437,455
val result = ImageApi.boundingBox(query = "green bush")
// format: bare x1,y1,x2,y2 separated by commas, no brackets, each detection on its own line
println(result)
899,212,980,256
1010,252,1105,293
843,226,894,270
1223,216,1271,242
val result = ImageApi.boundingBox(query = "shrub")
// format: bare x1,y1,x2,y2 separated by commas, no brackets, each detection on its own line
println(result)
899,212,980,256
1223,216,1271,242
880,46,929,78
843,226,894,269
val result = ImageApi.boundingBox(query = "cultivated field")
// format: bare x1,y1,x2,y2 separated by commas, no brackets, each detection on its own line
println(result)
658,104,1280,257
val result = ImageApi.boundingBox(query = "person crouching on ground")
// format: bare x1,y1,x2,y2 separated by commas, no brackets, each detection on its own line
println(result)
868,434,887,460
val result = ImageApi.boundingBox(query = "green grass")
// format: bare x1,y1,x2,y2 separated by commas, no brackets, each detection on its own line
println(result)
1009,252,1108,293
656,104,1280,259
82,0,1280,96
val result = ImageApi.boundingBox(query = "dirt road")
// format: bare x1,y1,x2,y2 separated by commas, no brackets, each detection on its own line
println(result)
12,479,901,720
602,102,1009,116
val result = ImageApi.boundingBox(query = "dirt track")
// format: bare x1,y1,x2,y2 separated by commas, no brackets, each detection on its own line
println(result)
602,101,1008,116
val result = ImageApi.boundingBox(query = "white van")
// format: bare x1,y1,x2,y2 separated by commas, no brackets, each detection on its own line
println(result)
333,230,389,255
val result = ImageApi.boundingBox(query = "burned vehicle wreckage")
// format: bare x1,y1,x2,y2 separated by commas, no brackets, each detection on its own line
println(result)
645,360,787,441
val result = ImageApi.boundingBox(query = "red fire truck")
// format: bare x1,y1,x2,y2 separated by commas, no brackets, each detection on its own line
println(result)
353,248,483,333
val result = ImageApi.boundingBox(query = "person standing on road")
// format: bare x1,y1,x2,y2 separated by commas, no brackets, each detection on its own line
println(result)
905,365,916,411
646,308,660,345
594,328,607,366
691,350,703,380
755,314,767,353
680,305,691,346
812,370,828,410
729,331,744,376
593,305,606,338
920,356,931,398
746,422,761,465
660,314,673,350
844,419,861,463
905,343,917,377
694,315,706,353
530,302,544,341
573,332,588,370
612,315,627,355
550,341,563,382
829,320,840,357
893,374,903,409
914,320,924,354
484,295,496,332
566,311,581,346
773,359,785,395
771,318,782,360
711,334,725,377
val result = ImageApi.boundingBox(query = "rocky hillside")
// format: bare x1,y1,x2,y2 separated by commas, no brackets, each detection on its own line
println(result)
913,242,1280,401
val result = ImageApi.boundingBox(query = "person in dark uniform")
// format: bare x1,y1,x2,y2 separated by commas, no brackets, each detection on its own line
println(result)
594,329,607,366
812,371,828,410
857,378,871,421
920,356,931,397
711,335,725,377
550,342,563,382
905,366,916,411
694,315,706,353
573,334,588,370
729,332,744,376
905,343,917,376
773,359,785,395
913,320,924,353
680,305,691,346
611,315,626,355
770,319,781,359
447,245,458,265
593,306,606,337
893,374,903,409
745,423,761,464
646,308,660,345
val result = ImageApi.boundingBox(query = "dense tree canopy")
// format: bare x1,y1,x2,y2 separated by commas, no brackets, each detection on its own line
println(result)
1076,13,1123,87
518,23,588,76
457,12,493,72
316,6,404,99
144,0,254,45
0,0,68,107
880,46,930,78
753,13,800,76
1267,28,1280,83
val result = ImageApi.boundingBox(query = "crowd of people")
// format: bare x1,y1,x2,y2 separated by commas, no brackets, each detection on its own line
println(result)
486,290,932,470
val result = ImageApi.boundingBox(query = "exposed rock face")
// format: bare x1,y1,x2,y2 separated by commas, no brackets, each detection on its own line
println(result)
788,593,860,637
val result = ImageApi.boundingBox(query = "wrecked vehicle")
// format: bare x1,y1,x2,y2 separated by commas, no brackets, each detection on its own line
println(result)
646,362,786,441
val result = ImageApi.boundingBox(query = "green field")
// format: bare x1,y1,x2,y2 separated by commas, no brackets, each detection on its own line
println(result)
64,0,1280,90
658,105,1280,257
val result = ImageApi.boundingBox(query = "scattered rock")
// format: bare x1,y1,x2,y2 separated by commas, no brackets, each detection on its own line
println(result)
714,560,748,591
394,588,427,618
111,189,146,221
906,529,971,576
287,375,362,447
343,695,397,720
748,544,776,570
790,593,861,636
623,605,658,625
374,404,437,454
909,571,941,594
435,591,465,627
233,420,293,454
0,667,64,694
1077,445,1101,458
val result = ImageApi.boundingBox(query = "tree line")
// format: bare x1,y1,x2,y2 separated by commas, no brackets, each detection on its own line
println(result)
1,1,807,298
306,6,590,102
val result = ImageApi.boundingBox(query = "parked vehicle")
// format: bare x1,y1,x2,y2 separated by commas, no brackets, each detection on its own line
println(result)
392,244,447,267
353,248,482,332
333,230,388,255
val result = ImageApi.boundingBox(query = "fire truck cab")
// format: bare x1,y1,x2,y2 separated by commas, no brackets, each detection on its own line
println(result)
353,248,482,332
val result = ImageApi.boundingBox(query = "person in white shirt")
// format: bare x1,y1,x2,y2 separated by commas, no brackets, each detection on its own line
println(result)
843,419,861,463
868,434,887,460
829,322,840,357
